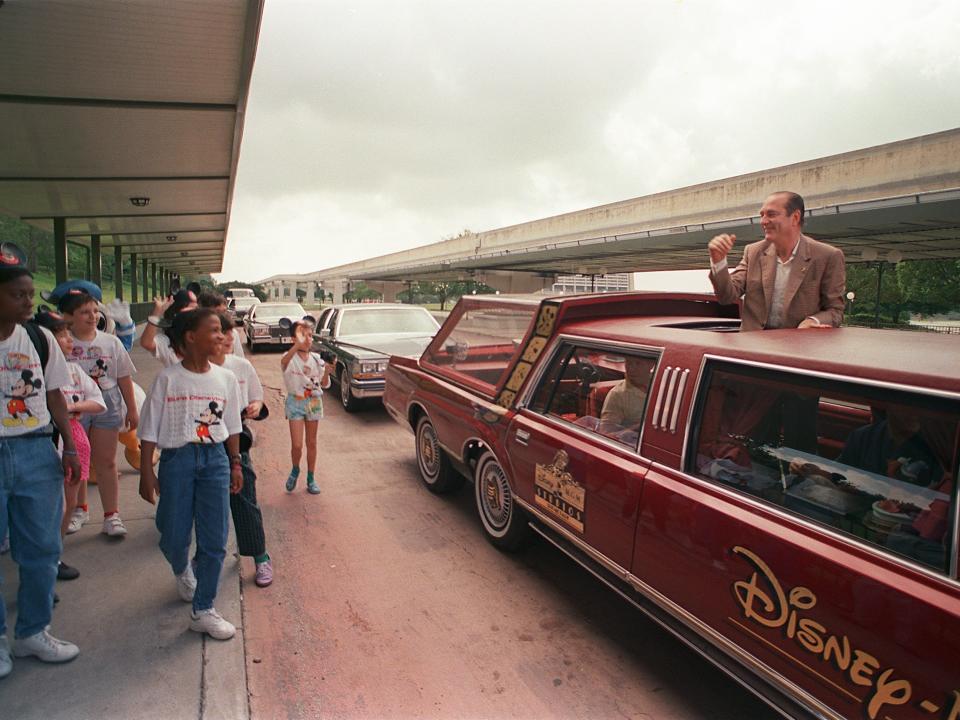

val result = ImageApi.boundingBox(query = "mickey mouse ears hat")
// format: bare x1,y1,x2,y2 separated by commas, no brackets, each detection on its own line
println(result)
279,314,316,336
0,242,30,281
41,278,103,303
147,289,197,328
32,306,68,332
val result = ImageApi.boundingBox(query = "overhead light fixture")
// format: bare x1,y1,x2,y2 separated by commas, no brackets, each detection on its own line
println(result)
166,235,177,242
860,248,878,262
180,251,188,257
887,249,903,264
130,196,150,207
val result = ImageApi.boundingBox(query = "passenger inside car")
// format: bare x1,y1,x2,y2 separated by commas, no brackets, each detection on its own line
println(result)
598,356,654,443
692,365,958,573
791,408,944,488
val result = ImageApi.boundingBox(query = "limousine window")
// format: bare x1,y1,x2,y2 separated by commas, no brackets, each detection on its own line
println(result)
422,305,538,392
529,344,657,448
688,362,959,574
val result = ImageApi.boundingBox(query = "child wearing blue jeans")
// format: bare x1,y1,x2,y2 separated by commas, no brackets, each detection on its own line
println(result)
0,242,82,678
137,308,244,640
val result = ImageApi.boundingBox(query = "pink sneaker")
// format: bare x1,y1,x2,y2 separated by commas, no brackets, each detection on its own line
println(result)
254,559,273,587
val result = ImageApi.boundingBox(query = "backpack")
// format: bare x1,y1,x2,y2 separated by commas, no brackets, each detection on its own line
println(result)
23,321,50,371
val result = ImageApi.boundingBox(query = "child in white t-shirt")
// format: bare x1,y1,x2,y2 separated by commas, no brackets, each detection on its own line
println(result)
137,308,243,641
280,316,332,495
211,314,273,587
32,309,106,581
60,291,137,538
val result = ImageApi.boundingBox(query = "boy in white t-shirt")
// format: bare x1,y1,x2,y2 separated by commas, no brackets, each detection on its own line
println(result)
280,317,332,495
138,308,244,641
0,243,83,677
211,314,273,587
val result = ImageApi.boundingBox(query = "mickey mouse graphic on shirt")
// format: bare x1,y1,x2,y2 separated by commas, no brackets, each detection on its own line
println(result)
195,400,223,443
3,369,43,428
88,358,108,388
302,374,321,398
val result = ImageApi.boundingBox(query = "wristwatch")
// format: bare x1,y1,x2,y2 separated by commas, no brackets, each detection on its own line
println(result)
229,453,242,465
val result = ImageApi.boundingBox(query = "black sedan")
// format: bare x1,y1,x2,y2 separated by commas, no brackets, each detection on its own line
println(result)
244,302,307,351
314,303,440,411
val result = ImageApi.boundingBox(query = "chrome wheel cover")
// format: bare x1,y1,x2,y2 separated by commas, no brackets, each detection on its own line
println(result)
478,459,511,531
340,367,351,405
417,420,441,480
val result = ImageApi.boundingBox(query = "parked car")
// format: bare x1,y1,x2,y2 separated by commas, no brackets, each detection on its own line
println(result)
228,295,260,321
244,302,307,351
225,287,257,299
315,303,440,412
383,291,960,720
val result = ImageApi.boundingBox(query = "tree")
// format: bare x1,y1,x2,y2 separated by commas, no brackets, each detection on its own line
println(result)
896,259,960,315
397,280,494,309
846,263,905,323
342,282,382,303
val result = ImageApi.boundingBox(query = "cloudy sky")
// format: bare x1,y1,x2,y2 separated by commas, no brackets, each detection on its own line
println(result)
217,0,960,285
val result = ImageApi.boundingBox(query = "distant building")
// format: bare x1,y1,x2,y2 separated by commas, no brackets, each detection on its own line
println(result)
552,273,631,294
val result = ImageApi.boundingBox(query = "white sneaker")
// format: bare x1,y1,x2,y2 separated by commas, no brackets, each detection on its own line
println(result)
0,637,11,678
66,508,89,535
189,608,235,640
102,514,128,537
12,629,79,663
176,564,197,603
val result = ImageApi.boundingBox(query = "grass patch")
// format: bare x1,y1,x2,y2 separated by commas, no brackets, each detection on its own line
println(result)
30,270,139,311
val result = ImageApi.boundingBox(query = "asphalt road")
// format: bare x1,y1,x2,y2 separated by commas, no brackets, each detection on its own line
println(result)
242,347,779,720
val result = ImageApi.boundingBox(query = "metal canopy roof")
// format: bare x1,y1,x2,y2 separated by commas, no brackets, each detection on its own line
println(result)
0,0,264,274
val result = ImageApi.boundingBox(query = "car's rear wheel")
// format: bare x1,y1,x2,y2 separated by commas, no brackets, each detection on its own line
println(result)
474,451,528,550
414,415,463,494
339,366,362,412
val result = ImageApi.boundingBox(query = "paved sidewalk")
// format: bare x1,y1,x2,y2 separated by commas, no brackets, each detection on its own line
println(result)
0,341,248,720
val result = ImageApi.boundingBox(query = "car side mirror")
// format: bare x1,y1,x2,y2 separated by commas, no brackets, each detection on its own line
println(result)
318,328,331,339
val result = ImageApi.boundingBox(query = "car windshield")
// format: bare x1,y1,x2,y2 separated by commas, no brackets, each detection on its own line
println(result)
254,304,305,320
338,308,438,335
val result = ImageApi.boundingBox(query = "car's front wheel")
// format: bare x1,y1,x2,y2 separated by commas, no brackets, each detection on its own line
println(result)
414,415,463,494
474,451,528,550
339,366,362,412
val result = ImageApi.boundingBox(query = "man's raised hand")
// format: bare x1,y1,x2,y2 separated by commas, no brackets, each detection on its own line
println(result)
708,233,736,264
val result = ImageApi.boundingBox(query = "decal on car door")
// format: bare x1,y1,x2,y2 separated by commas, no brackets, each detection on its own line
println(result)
535,450,586,533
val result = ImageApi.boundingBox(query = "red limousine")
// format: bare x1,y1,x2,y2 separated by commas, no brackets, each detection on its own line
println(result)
382,291,960,720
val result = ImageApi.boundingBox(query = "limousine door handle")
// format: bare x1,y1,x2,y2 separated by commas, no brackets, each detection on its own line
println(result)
515,429,530,445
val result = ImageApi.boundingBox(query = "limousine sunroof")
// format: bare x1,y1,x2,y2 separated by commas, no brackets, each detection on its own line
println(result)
657,319,742,332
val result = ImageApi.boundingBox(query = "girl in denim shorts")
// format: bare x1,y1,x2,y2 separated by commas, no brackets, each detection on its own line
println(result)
60,291,137,538
280,317,331,495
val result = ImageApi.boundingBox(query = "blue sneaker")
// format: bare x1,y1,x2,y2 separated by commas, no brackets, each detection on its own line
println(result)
307,479,320,494
285,468,299,492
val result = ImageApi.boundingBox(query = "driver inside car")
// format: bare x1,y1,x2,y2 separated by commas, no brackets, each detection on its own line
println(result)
598,356,652,441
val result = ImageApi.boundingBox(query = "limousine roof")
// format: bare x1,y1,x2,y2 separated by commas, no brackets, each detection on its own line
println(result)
561,316,960,395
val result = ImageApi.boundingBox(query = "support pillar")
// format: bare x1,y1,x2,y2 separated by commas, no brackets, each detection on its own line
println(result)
151,262,157,298
114,245,124,301
90,235,102,288
53,217,67,284
141,258,148,300
130,253,139,303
